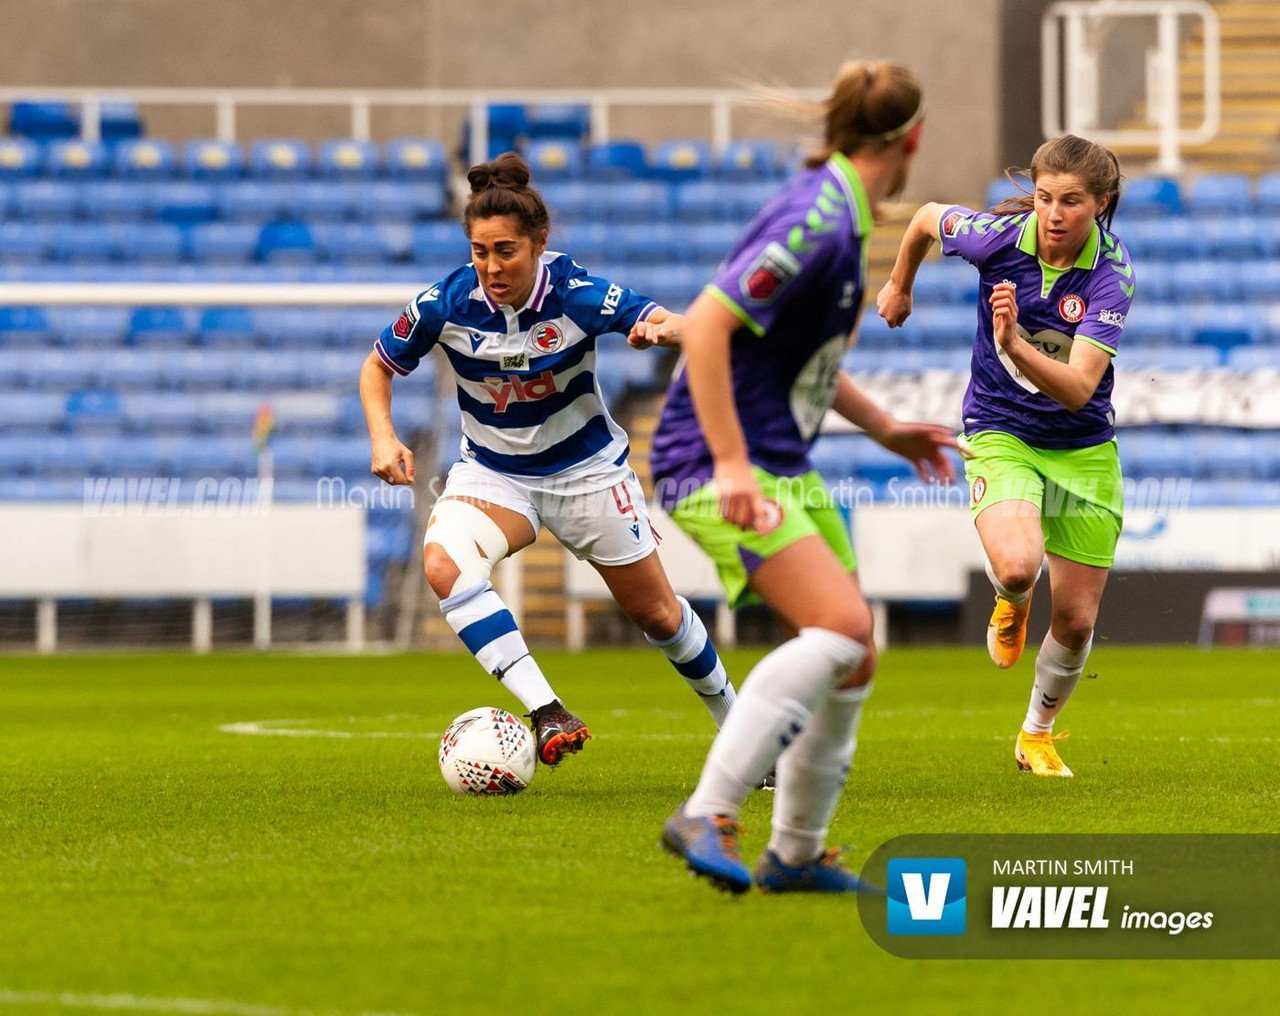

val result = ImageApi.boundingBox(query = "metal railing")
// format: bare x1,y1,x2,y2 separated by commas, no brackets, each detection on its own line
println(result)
1042,0,1220,173
0,86,823,165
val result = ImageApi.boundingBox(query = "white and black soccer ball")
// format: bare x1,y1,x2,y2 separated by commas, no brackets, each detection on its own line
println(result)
438,707,537,795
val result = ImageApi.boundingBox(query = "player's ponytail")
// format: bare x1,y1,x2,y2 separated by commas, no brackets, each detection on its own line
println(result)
464,151,551,239
748,60,923,168
991,135,1123,229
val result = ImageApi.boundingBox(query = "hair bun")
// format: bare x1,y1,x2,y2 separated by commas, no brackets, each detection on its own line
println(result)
468,152,531,194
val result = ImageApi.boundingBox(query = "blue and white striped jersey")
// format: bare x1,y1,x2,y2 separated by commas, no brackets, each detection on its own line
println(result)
375,251,657,485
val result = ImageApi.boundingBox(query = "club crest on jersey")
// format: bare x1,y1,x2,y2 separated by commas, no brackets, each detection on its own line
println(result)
942,210,969,238
971,476,987,505
741,241,801,304
529,321,564,353
1058,294,1086,324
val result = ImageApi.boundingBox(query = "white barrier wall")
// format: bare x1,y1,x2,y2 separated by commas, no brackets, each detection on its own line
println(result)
0,504,366,652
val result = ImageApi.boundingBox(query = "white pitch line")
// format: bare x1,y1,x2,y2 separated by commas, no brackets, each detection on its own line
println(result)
0,989,418,1016
218,719,440,740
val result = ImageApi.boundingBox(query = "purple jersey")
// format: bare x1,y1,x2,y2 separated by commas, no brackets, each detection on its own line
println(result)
939,205,1135,449
650,153,873,505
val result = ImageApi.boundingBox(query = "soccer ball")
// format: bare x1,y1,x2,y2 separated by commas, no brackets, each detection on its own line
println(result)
438,707,537,795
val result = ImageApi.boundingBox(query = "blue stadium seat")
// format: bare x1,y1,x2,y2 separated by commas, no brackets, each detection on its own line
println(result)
672,181,729,221
198,307,257,348
554,221,612,263
12,180,82,219
317,140,379,178
411,221,468,264
216,180,294,221
93,350,166,391
1126,217,1200,260
384,139,448,182
65,390,124,434
256,222,317,264
1169,260,1238,302
253,307,333,348
618,222,686,263
1256,172,1280,215
119,223,184,263
717,141,783,180
51,222,119,263
902,306,970,348
526,139,583,179
687,221,742,263
269,435,319,477
585,140,647,180
725,180,782,219
1189,304,1264,351
174,436,257,478
1132,262,1173,301
1122,176,1182,217
96,102,143,142
148,181,218,224
913,259,978,305
314,436,375,477
228,349,305,390
187,222,259,264
250,139,312,179
113,139,176,178
0,306,53,346
362,180,447,221
1200,217,1267,259
1193,430,1278,479
1119,345,1219,371
79,180,150,221
1227,346,1278,370
10,348,98,389
0,391,65,431
45,140,109,178
984,176,1029,208
854,312,895,349
526,104,590,142
130,306,195,348
483,104,528,153
1117,431,1186,478
8,101,78,141
312,223,393,263
597,181,670,220
650,140,712,181
289,181,361,221
183,140,246,179
167,349,235,390
0,222,53,262
49,306,130,346
539,181,594,220
0,137,41,178
1122,304,1191,346
1186,173,1252,216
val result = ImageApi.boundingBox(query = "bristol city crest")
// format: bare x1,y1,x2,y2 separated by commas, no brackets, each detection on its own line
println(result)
1058,294,1086,324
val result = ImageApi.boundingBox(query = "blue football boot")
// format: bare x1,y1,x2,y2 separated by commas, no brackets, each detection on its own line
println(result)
753,848,879,894
661,802,751,895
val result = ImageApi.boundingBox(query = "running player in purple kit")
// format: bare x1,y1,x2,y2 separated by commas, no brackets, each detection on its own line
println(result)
639,61,956,894
878,134,1133,779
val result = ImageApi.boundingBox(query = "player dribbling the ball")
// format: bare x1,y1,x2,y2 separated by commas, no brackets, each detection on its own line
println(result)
879,134,1135,778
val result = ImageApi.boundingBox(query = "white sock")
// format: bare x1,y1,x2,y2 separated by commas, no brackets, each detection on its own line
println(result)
440,581,557,712
985,559,1041,606
645,596,736,726
1023,631,1092,733
685,627,867,820
768,682,872,866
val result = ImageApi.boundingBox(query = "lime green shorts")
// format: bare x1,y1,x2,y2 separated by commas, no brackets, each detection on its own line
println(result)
961,430,1124,568
668,467,856,608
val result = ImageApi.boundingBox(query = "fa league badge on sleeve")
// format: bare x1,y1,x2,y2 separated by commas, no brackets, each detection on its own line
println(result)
941,210,969,238
741,241,801,304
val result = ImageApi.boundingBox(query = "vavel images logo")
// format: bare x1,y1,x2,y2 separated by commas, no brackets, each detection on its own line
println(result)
887,858,967,935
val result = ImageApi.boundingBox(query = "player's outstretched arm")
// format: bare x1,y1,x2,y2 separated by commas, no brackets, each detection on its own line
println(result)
832,372,957,483
877,200,950,327
627,308,684,349
359,350,415,485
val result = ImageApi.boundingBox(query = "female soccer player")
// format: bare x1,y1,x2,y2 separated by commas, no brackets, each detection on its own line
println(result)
878,134,1133,779
643,61,955,893
359,153,736,768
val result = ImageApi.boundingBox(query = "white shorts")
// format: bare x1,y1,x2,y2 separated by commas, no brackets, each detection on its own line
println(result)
431,460,658,567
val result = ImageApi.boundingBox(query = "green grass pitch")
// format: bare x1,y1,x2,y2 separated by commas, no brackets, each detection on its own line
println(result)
0,645,1276,1015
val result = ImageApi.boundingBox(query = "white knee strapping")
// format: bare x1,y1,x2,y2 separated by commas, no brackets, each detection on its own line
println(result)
423,499,510,596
